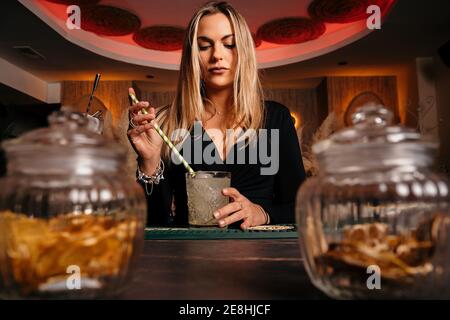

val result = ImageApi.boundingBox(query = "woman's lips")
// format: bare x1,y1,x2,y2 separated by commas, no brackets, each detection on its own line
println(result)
209,68,228,75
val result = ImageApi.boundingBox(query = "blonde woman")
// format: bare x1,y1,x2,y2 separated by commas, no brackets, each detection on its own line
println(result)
128,1,306,229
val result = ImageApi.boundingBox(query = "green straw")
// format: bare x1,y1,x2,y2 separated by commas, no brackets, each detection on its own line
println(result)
129,92,196,177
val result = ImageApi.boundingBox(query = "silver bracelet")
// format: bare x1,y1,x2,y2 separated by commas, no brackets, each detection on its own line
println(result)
137,159,165,195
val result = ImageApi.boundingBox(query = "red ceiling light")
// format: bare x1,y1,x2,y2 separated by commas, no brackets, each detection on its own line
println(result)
308,0,392,24
133,26,185,51
257,17,326,45
44,0,100,6
80,5,141,36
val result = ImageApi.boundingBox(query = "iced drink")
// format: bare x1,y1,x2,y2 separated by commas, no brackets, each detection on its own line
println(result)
186,171,231,226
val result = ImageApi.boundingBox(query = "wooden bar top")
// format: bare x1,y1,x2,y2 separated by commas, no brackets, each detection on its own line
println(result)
121,239,328,299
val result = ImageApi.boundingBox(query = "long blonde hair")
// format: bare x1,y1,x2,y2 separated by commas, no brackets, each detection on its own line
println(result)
157,1,265,162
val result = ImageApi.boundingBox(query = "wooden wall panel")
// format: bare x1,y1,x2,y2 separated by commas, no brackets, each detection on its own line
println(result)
61,81,137,180
264,88,322,149
138,90,176,109
326,76,399,128
62,80,131,122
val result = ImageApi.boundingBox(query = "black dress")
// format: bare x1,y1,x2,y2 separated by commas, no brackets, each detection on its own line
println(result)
139,100,307,226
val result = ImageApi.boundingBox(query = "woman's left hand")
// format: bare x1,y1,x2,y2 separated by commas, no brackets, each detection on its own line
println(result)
214,187,268,230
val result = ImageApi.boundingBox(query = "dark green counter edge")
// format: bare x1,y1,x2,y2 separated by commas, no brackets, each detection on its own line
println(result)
145,225,298,240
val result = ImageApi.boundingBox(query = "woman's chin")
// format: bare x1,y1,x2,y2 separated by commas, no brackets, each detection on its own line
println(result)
204,81,234,91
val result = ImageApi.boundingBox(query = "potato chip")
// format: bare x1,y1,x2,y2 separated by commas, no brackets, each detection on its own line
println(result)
314,214,446,287
0,211,137,295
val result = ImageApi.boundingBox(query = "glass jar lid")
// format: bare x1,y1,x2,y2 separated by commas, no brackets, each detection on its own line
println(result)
2,110,126,175
313,104,438,173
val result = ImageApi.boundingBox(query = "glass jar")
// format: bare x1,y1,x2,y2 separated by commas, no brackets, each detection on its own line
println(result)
296,104,450,299
0,111,147,299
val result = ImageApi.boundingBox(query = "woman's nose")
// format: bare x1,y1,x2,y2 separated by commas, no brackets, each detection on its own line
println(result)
212,44,224,61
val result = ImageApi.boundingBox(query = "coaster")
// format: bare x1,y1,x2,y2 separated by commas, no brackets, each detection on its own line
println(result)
247,225,295,231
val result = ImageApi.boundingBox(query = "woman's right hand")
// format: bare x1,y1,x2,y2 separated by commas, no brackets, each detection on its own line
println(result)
127,88,164,173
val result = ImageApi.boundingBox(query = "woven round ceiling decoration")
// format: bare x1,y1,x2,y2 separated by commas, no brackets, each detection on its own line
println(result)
80,5,141,36
133,26,185,51
308,0,392,24
45,0,100,5
252,33,262,48
257,17,326,45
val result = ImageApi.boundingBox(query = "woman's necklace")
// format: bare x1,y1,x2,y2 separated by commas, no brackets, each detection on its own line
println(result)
209,105,223,117
203,108,223,124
